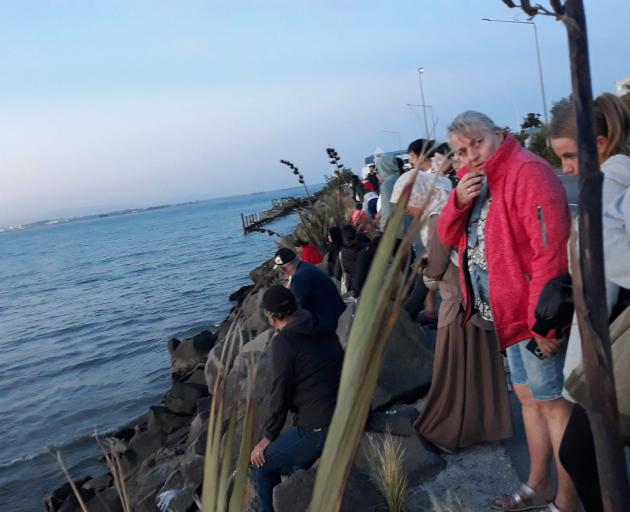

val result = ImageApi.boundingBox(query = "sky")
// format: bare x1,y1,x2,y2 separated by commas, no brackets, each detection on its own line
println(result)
1,0,629,226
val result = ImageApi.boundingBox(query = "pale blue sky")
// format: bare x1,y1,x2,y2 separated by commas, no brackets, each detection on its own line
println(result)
1,0,628,225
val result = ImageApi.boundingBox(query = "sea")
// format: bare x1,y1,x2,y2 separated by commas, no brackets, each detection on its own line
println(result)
0,185,318,511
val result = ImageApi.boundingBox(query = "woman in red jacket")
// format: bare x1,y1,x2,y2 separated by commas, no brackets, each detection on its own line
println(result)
438,111,576,512
294,239,323,265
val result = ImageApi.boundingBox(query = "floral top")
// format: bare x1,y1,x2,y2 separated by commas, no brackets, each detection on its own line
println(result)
467,183,493,321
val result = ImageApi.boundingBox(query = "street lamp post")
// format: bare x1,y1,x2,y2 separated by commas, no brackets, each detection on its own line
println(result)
417,67,429,138
482,18,549,125
406,103,435,137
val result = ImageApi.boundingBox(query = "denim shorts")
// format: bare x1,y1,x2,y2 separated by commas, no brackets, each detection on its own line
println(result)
506,339,567,401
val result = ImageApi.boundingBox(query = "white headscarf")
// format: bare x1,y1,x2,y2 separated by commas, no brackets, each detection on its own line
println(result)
390,170,452,247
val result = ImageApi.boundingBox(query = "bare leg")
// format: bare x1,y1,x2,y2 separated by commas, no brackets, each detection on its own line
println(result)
538,398,580,510
513,384,554,500
424,289,437,314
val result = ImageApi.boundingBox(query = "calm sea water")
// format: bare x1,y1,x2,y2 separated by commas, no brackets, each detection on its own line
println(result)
0,186,316,511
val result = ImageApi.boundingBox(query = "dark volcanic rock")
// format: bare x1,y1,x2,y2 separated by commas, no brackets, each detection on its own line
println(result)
148,405,191,435
335,300,356,349
120,429,166,475
366,405,419,437
168,330,217,380
82,473,113,492
163,382,208,415
83,487,124,512
125,449,183,510
273,466,386,512
157,452,205,512
372,307,434,410
183,367,207,386
354,432,445,486
44,476,91,512
229,284,254,303
57,487,96,512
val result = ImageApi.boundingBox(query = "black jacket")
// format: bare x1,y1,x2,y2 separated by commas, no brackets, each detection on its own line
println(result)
334,240,369,294
263,309,344,440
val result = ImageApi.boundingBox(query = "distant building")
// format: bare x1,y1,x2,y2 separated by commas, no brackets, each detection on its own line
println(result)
615,76,630,95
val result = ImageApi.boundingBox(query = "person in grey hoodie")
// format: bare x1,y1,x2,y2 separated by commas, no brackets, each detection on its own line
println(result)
548,92,630,512
375,154,402,231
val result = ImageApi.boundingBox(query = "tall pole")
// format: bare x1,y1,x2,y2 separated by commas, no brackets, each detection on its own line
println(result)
563,1,630,509
531,22,549,125
417,68,429,138
406,103,435,138
482,18,549,124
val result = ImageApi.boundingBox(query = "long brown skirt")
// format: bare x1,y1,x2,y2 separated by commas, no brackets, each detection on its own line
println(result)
416,313,513,452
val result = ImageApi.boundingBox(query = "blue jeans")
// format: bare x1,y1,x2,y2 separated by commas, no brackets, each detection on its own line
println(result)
254,426,328,512
506,339,567,400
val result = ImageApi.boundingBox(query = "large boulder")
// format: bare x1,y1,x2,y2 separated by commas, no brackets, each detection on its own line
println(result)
248,260,275,286
238,287,271,339
273,466,386,512
224,329,276,440
336,300,357,349
156,452,205,512
120,429,166,475
229,284,254,304
372,308,434,410
163,382,209,416
44,476,92,512
366,405,419,437
83,487,124,512
124,448,183,509
147,406,191,435
168,330,218,381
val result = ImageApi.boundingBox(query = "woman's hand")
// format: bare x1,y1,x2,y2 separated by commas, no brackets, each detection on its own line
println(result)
534,336,563,357
455,171,485,208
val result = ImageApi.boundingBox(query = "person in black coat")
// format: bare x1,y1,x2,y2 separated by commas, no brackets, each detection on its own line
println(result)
325,226,343,277
250,286,344,512
334,225,369,296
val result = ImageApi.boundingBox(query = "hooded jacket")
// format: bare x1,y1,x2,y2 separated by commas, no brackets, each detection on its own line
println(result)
437,134,571,350
375,154,401,230
603,154,630,289
263,309,344,440
290,260,346,331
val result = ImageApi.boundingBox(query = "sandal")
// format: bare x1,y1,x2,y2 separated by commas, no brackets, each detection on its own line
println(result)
544,503,565,512
490,483,549,511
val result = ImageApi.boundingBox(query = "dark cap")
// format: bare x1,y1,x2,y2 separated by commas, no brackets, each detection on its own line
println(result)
262,285,297,315
273,248,297,268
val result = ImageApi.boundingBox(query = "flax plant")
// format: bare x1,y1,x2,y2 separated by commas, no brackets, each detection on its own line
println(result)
309,165,442,511
201,318,256,512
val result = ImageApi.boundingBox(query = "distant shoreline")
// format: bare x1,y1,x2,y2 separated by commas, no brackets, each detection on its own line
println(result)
0,184,321,234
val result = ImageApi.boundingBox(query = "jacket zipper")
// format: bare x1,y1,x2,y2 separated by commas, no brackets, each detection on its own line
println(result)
537,205,548,248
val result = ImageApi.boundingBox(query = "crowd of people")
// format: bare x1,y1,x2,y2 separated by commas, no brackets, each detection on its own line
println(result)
247,91,630,512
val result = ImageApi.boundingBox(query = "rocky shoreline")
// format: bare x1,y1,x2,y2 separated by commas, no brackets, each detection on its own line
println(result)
44,197,522,512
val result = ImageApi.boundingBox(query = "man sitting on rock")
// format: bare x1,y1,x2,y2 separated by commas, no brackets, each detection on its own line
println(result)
273,247,346,331
250,285,344,512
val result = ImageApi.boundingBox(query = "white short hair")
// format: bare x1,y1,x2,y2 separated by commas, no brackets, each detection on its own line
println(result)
447,111,501,139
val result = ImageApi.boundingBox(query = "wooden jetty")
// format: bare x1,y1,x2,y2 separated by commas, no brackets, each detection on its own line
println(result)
240,195,315,233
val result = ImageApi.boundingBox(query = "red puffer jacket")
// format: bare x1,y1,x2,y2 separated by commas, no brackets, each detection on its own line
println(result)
437,134,571,350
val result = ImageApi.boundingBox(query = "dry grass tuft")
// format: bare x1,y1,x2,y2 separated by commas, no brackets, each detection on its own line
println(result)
365,429,408,512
